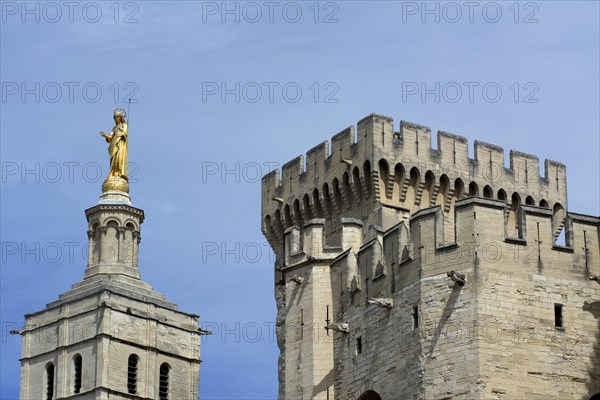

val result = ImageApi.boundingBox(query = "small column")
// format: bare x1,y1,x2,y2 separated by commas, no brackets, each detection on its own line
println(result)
99,226,108,263
87,229,95,266
132,230,141,268
117,227,126,263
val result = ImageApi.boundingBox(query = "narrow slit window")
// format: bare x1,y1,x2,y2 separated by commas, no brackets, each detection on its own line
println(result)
300,309,304,341
412,305,419,329
159,362,170,400
127,354,138,394
554,304,563,329
46,362,55,400
73,354,82,394
355,337,362,355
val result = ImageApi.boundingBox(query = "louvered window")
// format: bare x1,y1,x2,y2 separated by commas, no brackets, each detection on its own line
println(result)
127,354,138,394
159,363,170,399
73,354,82,394
46,362,55,400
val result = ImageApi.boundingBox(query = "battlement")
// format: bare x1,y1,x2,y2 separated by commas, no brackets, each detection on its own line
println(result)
262,114,569,256
263,113,567,193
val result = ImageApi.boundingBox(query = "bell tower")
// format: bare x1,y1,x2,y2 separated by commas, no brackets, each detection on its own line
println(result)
18,109,202,400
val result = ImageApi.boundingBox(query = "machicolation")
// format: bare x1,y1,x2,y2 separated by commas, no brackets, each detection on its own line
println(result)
262,113,568,255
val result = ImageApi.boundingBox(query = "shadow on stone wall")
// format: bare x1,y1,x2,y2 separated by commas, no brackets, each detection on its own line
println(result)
313,368,334,398
583,300,600,399
428,284,462,357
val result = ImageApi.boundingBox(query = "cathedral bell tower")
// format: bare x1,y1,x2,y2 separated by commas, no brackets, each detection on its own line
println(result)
18,109,202,400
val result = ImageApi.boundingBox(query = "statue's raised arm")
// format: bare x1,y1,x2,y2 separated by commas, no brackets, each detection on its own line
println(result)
100,108,129,193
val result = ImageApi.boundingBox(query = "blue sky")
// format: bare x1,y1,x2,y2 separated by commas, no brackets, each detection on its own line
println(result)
1,1,598,399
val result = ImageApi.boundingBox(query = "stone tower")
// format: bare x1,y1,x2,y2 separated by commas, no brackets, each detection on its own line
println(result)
18,112,201,399
261,113,600,399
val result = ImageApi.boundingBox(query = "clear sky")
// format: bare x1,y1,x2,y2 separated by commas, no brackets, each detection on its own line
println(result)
1,1,598,399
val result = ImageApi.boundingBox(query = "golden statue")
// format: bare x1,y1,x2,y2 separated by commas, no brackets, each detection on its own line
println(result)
100,108,129,193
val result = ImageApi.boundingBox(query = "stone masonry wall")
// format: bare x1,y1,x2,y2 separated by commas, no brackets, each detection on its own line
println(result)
20,288,200,399
262,113,597,400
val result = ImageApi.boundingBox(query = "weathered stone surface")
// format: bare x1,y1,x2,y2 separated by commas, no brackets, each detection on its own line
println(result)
262,113,599,400
20,198,201,399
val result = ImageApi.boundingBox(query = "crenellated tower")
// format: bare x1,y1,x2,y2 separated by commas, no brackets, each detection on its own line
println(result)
261,113,599,400
18,110,202,400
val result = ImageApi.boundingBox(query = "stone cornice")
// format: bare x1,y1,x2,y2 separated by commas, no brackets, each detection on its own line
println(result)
85,203,145,221
22,298,199,336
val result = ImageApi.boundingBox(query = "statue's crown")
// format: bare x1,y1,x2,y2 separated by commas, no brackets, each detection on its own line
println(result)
113,107,127,118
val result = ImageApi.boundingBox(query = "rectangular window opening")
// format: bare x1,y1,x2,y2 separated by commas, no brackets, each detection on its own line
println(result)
554,304,563,329
412,305,419,329
355,337,362,355
300,308,304,341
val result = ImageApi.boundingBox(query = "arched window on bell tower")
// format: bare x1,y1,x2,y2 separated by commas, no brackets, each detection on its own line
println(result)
73,354,82,394
45,362,55,400
127,354,139,394
159,362,170,399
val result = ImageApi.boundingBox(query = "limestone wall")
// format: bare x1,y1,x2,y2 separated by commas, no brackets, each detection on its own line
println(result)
271,198,598,399
262,114,596,400
262,113,568,260
20,289,200,399
327,200,598,399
